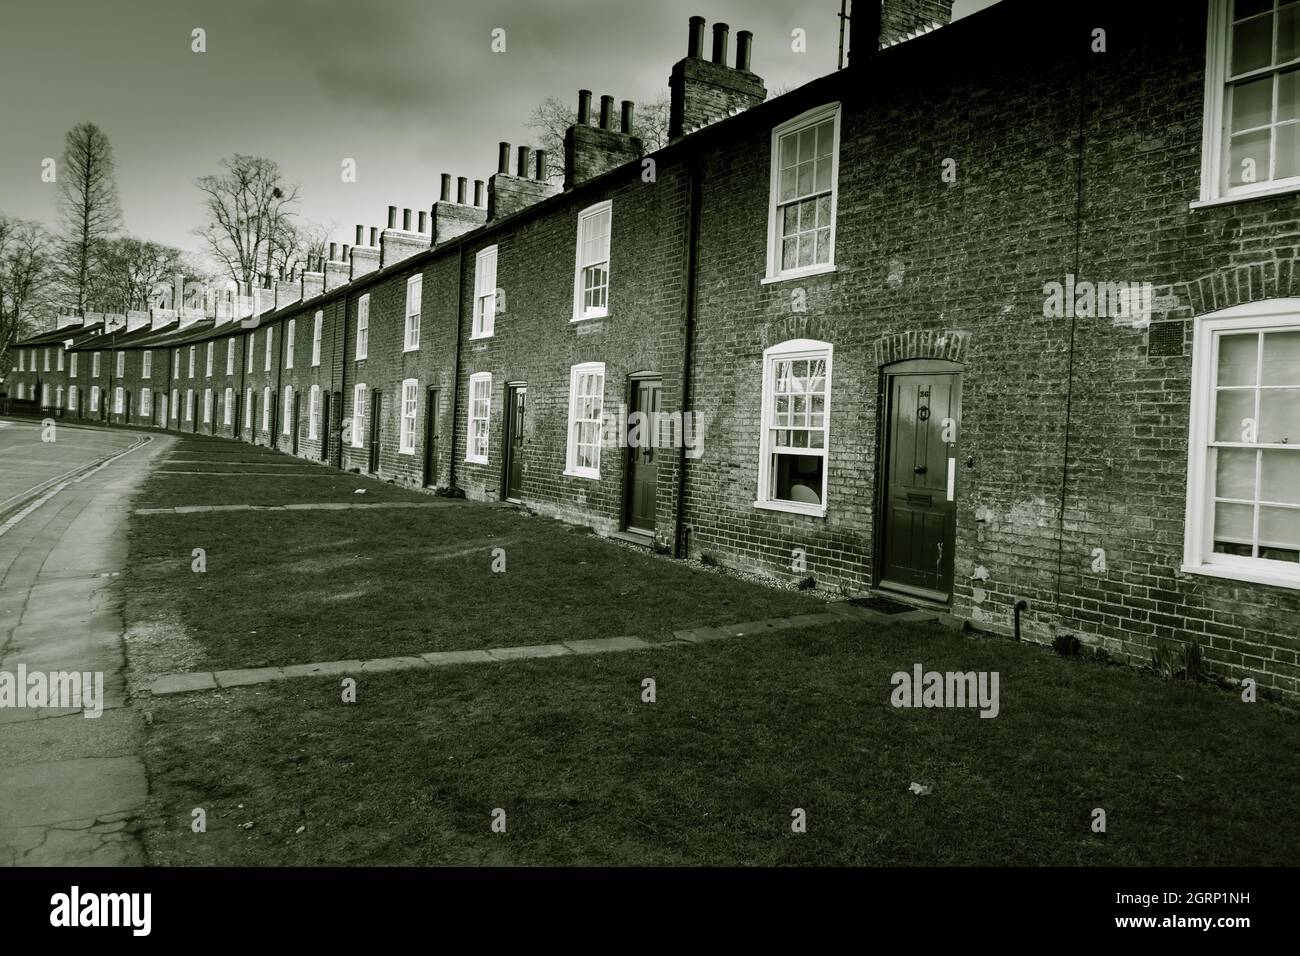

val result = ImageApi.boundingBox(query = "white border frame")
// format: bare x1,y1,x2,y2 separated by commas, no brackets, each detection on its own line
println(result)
763,103,842,284
1183,297,1300,590
563,361,606,479
404,275,422,352
351,383,367,448
572,201,612,322
473,245,498,339
356,294,370,361
466,372,493,464
754,338,833,517
399,378,419,454
1194,0,1300,208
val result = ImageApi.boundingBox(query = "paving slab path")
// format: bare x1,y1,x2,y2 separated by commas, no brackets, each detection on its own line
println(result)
0,422,173,866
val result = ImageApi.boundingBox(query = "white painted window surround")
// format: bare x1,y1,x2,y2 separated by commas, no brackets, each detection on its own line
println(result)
466,373,491,464
573,202,611,321
764,103,841,283
1183,298,1300,590
755,338,833,517
564,362,605,479
399,379,418,454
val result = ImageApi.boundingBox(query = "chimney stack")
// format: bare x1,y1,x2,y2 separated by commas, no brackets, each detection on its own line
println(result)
711,22,729,64
381,205,428,268
432,170,488,242
871,0,954,53
669,18,766,141
563,88,645,189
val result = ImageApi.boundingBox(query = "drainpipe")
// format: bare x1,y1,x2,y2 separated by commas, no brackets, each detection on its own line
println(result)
448,244,465,490
672,159,703,559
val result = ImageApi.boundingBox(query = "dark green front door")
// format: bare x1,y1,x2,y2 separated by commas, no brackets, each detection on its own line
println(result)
504,385,526,501
880,371,960,599
625,379,661,533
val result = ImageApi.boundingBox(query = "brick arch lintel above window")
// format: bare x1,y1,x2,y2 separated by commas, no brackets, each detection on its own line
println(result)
873,328,970,368
1171,257,1300,320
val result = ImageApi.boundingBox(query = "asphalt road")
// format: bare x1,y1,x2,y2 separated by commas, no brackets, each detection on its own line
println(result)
0,418,145,519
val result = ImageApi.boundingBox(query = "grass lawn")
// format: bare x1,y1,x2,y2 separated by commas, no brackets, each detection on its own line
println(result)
137,619,1300,866
124,436,826,671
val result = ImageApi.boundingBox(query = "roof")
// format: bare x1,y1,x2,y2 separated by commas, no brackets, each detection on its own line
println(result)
16,322,103,347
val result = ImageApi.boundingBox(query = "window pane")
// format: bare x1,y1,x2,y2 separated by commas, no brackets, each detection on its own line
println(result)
1216,447,1258,498
782,238,797,270
1259,388,1300,442
1231,76,1274,131
782,204,798,236
1213,501,1256,553
1235,0,1272,20
816,229,831,264
1228,129,1271,186
797,162,813,196
1218,333,1259,385
773,453,823,504
779,167,796,201
1232,14,1274,74
1262,449,1300,503
780,133,797,169
1277,121,1300,178
1215,389,1257,441
1262,330,1300,384
798,234,814,267
1281,3,1300,62
814,157,832,192
1282,69,1299,120
798,128,815,162
1258,506,1300,560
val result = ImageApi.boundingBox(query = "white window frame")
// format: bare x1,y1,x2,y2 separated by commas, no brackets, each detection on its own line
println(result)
205,341,214,377
1183,298,1300,590
90,385,100,412
308,385,320,440
17,350,23,371
352,383,367,447
564,362,606,480
114,386,123,414
473,246,498,339
404,275,422,351
173,349,180,379
399,379,418,454
1195,0,1300,208
142,350,152,379
262,386,272,432
312,311,322,367
204,387,213,424
264,328,273,371
56,348,64,372
244,388,254,430
356,295,369,360
55,384,63,409
185,388,194,422
283,385,294,435
41,383,50,407
226,339,235,375
170,389,179,421
188,346,196,378
223,387,233,426
68,384,78,410
572,201,612,321
466,372,491,464
140,388,152,419
764,103,841,283
92,352,101,378
44,348,50,372
246,334,254,372
69,353,77,378
286,319,296,369
115,351,124,378
755,338,833,517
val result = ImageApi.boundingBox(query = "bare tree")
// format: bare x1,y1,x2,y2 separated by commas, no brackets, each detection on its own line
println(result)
527,94,670,183
194,155,300,289
94,237,187,313
57,123,122,314
0,215,55,373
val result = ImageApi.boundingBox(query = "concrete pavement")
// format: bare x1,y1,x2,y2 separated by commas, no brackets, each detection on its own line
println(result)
0,420,173,865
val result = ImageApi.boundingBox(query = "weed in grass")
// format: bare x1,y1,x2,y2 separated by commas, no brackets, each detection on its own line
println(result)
1052,634,1082,657
700,552,718,567
797,576,816,591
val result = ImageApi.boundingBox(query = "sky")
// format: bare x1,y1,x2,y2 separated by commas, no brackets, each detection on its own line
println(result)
0,0,1000,270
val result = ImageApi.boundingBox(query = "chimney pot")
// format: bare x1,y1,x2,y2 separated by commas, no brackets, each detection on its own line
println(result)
369,227,378,246
712,22,729,64
736,30,753,71
688,16,706,58
599,95,615,130
621,100,634,135
473,179,485,206
355,224,364,246
577,89,592,125
457,176,468,203
440,174,452,201
387,206,397,229
402,208,412,231
497,142,511,174
418,210,427,233
534,149,547,181
329,242,337,261
516,145,531,177
342,244,350,261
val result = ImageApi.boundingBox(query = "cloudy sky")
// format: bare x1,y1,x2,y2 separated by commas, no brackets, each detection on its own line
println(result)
0,0,999,270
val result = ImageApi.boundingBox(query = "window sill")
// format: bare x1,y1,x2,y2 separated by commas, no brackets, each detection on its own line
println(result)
356,357,367,363
761,264,837,285
571,312,608,323
398,448,415,456
753,499,827,518
403,346,420,353
470,332,494,341
465,456,488,465
1190,181,1300,209
563,468,601,480
1181,562,1300,592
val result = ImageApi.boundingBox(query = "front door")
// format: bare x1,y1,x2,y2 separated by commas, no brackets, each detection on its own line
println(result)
624,378,661,533
124,390,133,423
504,385,526,501
291,390,300,454
880,370,961,600
423,387,440,487
368,388,382,473
320,391,331,462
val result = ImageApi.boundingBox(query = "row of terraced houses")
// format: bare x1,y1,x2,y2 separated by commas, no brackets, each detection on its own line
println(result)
6,0,1300,695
